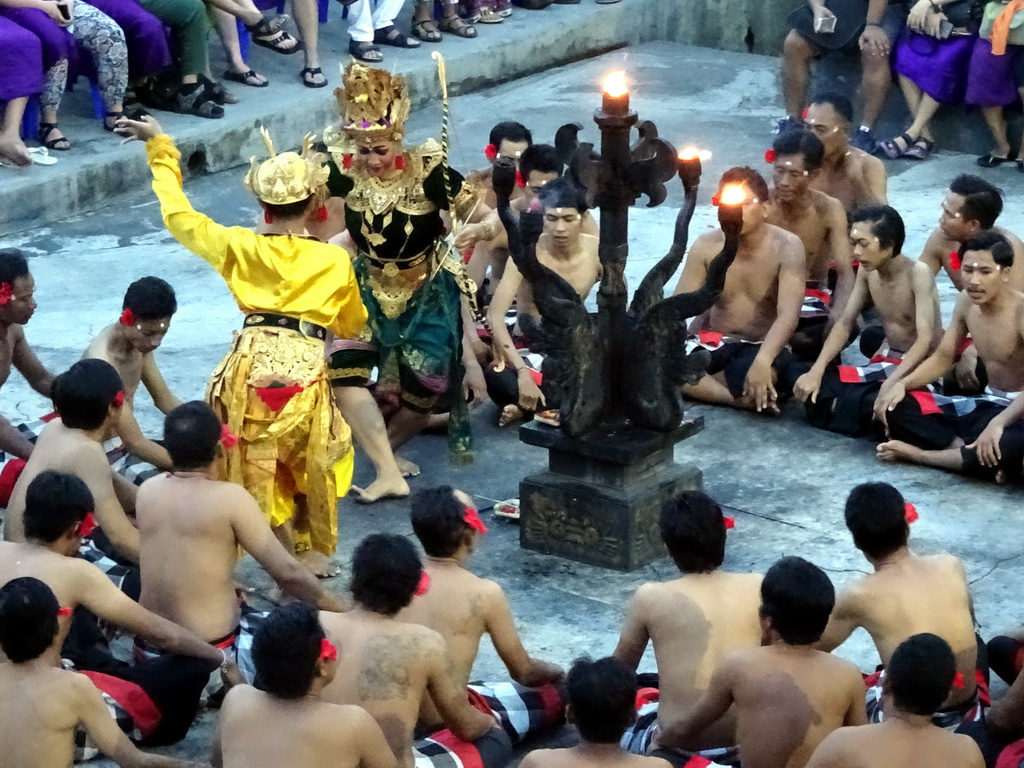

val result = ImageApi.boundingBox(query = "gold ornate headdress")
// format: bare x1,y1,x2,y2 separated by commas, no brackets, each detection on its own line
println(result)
243,127,329,206
334,61,410,143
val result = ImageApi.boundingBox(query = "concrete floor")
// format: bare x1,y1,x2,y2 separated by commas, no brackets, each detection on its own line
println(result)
2,42,1024,765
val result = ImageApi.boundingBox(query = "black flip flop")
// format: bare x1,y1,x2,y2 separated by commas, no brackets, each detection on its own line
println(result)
223,69,268,88
976,153,1014,168
348,39,383,62
300,66,328,88
374,24,421,47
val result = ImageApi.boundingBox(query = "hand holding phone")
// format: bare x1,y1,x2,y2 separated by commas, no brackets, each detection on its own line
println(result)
814,14,837,33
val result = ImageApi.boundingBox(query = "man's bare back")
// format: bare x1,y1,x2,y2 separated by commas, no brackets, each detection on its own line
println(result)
805,720,984,768
811,149,886,213
217,685,395,768
4,423,136,558
718,646,865,768
820,553,977,707
679,225,802,341
137,474,249,642
318,609,461,768
521,745,670,768
615,572,762,750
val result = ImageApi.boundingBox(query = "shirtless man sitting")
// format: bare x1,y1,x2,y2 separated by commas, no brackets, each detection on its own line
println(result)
459,142,562,294
676,167,805,414
319,533,510,768
0,577,200,768
484,177,602,426
616,491,762,766
806,634,985,768
804,93,888,214
136,401,345,681
875,232,1024,483
766,129,853,360
652,556,866,768
519,657,671,768
817,483,984,732
0,249,54,498
916,176,1024,394
213,603,395,768
1,470,232,746
794,205,942,437
6,360,141,570
399,486,564,738
83,277,181,474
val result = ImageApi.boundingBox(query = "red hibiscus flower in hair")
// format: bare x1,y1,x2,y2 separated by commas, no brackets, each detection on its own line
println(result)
0,283,12,306
221,425,239,449
484,144,498,160
120,309,136,326
764,149,777,164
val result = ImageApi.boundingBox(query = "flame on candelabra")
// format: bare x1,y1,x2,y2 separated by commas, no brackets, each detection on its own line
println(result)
603,70,628,97
678,146,712,162
718,183,748,206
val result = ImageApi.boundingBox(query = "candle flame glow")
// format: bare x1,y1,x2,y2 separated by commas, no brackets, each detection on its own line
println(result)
679,146,712,162
603,70,628,98
718,184,747,206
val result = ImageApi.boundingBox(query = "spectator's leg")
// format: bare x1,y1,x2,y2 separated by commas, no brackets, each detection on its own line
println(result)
906,92,939,143
72,2,128,128
137,0,208,85
292,0,325,86
781,30,817,120
213,8,268,84
980,106,1012,159
859,43,892,131
203,0,262,27
39,58,69,149
0,97,31,166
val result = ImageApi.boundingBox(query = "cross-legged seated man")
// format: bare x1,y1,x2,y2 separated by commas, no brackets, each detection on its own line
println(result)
398,486,564,739
135,401,345,682
616,491,762,767
0,471,232,748
804,93,888,213
213,603,396,768
817,483,987,735
915,176,1024,394
676,168,805,414
0,577,202,768
0,248,55,504
484,178,601,426
794,205,942,436
518,656,671,768
319,533,511,768
875,232,1024,483
83,277,182,479
6,360,142,585
652,556,866,768
766,129,854,361
806,634,985,768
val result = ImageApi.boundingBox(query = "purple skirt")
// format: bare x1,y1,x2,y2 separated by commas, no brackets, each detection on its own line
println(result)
85,0,172,78
0,16,44,101
966,36,1024,107
893,29,976,104
0,6,75,71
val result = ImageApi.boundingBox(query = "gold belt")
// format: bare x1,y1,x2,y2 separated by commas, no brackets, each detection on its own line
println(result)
365,250,434,320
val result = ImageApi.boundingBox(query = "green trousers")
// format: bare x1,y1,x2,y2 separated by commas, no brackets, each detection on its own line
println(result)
135,0,209,77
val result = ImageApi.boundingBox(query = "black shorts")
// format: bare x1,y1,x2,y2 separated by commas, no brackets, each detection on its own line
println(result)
706,343,795,400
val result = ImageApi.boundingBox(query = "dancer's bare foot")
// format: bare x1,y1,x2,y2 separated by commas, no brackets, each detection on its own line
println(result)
499,404,525,427
296,549,340,578
351,474,410,503
0,131,31,166
876,440,924,463
396,456,420,477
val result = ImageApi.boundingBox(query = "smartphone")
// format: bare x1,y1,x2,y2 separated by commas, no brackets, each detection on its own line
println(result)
57,2,71,21
814,14,837,33
938,19,953,38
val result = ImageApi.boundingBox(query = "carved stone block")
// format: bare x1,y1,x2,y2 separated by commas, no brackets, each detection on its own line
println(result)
519,419,704,571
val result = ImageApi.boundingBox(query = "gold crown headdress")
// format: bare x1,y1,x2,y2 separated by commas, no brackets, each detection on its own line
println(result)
243,127,329,206
334,61,410,143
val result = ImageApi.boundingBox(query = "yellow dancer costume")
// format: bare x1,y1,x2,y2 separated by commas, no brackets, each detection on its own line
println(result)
145,130,367,556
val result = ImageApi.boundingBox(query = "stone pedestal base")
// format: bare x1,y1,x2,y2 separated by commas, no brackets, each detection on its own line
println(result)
518,418,704,571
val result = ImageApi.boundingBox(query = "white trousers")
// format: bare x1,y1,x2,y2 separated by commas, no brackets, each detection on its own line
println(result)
346,0,408,41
